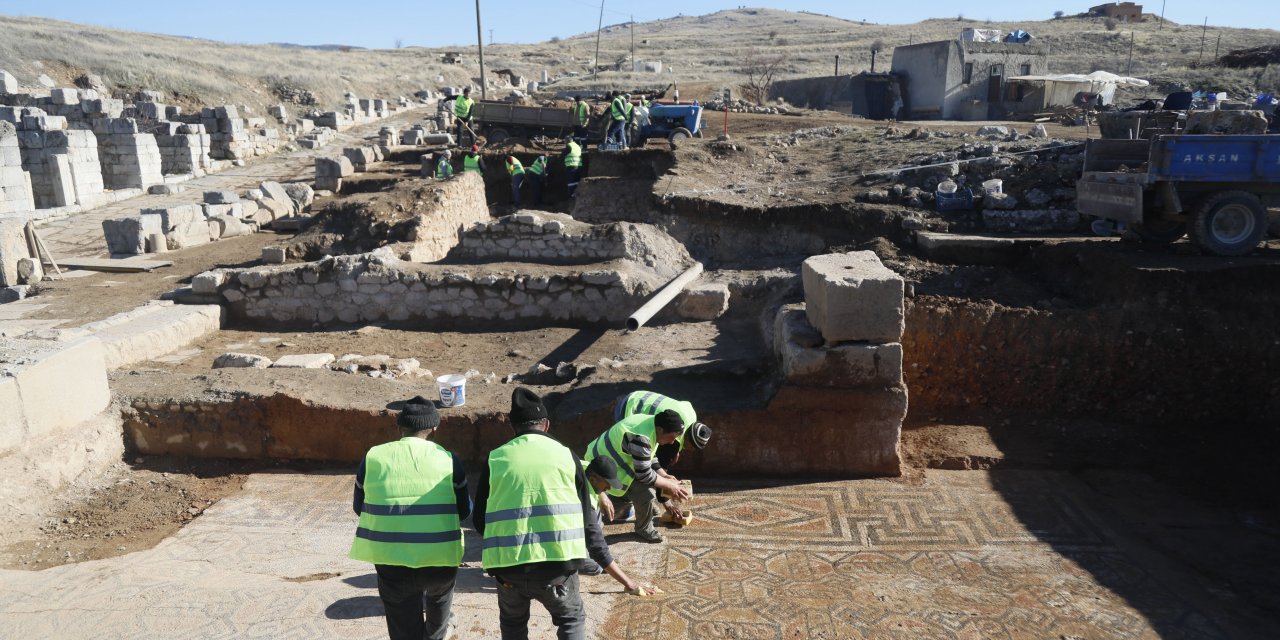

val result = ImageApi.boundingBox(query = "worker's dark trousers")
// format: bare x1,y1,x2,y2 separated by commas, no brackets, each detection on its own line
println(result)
607,120,625,145
611,481,660,536
573,125,587,142
494,571,585,640
374,564,457,640
529,174,545,204
511,173,524,207
566,167,581,197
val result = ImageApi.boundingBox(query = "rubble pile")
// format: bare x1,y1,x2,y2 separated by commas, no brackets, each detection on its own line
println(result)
704,98,792,115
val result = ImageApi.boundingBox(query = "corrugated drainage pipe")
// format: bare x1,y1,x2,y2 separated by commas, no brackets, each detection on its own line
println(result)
626,262,704,331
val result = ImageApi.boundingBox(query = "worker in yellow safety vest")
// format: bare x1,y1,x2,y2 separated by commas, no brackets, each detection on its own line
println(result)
474,389,615,639
349,396,470,640
463,145,484,176
434,149,453,180
505,156,525,208
571,95,590,141
583,410,690,542
612,390,713,522
453,87,475,143
607,91,627,147
562,136,582,198
526,155,548,205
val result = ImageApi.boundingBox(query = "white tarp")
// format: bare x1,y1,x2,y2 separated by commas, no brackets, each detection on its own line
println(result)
1008,70,1150,106
960,28,1004,43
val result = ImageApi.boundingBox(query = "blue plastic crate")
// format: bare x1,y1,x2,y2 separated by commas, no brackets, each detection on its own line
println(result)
935,187,974,212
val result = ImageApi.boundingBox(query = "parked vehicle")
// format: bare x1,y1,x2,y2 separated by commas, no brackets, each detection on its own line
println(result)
634,103,704,147
469,101,607,145
1077,134,1280,255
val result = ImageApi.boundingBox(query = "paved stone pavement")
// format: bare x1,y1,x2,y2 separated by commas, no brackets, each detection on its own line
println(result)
35,107,432,260
0,470,1264,639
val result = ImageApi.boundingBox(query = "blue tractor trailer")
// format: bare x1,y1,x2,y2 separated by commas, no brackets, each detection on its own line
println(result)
1077,134,1280,255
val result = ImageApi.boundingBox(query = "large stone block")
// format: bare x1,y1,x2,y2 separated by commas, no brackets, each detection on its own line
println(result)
802,251,904,344
259,181,298,215
775,304,903,387
4,336,111,439
676,282,729,321
0,218,31,287
83,303,223,369
272,353,336,369
102,215,161,255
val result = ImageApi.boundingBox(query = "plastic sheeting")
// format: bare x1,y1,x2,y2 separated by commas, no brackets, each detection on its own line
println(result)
1008,70,1150,106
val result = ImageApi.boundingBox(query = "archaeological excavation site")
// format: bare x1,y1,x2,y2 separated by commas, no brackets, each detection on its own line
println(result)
2,5,1280,639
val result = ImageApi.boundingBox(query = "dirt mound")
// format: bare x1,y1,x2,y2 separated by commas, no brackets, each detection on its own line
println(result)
287,178,451,260
1221,44,1280,69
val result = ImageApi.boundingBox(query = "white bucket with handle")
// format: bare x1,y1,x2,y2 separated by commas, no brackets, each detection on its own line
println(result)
437,374,466,408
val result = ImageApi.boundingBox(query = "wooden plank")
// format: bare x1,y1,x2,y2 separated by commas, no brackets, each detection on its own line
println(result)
55,258,174,273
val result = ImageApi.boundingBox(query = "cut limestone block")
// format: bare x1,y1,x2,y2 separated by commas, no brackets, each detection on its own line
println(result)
801,251,904,344
675,282,730,321
775,304,903,388
272,353,336,369
80,302,223,369
203,190,238,204
0,218,32,287
213,352,272,369
261,246,287,264
102,215,162,255
0,336,111,440
259,181,298,215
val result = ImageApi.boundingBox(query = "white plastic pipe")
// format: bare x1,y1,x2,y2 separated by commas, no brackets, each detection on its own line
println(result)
626,262,704,331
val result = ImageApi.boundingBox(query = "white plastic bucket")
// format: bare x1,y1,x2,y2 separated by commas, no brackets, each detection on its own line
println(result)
937,179,958,194
982,179,1003,195
437,374,467,408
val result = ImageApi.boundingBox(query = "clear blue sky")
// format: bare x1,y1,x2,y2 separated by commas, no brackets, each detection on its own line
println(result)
5,1,1274,49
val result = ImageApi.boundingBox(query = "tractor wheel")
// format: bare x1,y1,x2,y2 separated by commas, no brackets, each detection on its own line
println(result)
488,129,510,144
668,127,692,147
1187,190,1267,256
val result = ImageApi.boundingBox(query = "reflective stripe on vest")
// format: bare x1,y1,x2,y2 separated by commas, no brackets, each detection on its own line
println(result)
507,158,524,176
620,391,696,453
564,142,581,168
454,96,474,119
481,434,586,570
349,438,463,568
585,415,657,497
528,157,547,176
464,155,482,173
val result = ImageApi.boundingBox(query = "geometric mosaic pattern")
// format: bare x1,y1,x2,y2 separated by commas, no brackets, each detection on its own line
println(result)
0,470,1260,639
599,471,1252,640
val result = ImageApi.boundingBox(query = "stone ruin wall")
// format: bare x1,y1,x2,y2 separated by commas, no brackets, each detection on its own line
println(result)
196,253,665,328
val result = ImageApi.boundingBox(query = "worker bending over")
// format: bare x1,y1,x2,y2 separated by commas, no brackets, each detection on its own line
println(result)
349,397,470,640
584,410,690,542
576,456,656,594
475,389,613,640
505,155,524,208
614,390,712,522
526,154,548,205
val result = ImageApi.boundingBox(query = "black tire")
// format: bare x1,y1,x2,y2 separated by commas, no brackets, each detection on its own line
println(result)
694,129,704,138
1131,219,1187,245
1188,191,1267,256
668,127,692,147
488,129,510,144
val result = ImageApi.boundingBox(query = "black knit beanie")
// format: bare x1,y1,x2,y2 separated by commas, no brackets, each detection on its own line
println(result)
397,396,441,432
510,388,548,425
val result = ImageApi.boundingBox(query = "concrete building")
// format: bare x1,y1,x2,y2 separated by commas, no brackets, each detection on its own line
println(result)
1089,2,1144,21
890,39,1049,120
771,73,904,120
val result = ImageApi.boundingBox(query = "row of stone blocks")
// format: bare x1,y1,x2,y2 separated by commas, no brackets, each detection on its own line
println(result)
762,251,908,476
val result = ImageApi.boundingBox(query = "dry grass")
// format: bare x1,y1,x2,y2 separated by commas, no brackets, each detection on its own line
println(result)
1,8,1277,112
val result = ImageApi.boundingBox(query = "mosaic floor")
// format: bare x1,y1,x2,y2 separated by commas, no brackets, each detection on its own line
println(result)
0,470,1266,639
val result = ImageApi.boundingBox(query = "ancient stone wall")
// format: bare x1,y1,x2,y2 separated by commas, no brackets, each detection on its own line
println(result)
451,212,627,264
92,118,163,189
198,251,666,328
0,121,34,214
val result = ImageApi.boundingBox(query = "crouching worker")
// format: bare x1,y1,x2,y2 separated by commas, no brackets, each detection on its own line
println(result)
349,396,470,640
577,456,661,595
585,409,690,542
612,390,713,523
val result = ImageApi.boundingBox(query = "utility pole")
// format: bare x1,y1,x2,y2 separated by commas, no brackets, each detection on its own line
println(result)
1127,31,1135,75
489,29,494,45
1199,17,1207,64
1159,0,1166,29
630,15,636,72
1214,33,1221,61
834,54,840,76
475,0,487,100
593,1,605,78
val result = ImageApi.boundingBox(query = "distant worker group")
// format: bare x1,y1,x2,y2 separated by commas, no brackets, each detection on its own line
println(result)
349,387,712,639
